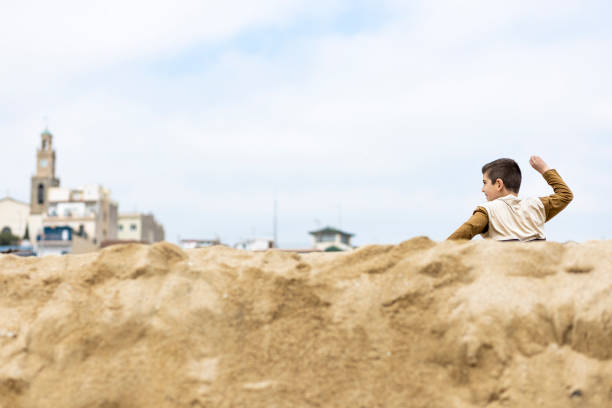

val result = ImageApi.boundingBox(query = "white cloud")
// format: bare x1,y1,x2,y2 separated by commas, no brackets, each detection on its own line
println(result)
0,0,350,98
1,1,311,65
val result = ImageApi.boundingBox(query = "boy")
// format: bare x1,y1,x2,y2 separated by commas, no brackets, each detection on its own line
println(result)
448,156,573,241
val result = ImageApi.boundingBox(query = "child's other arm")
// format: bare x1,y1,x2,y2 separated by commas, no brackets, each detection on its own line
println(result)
530,155,573,221
539,170,573,221
447,207,488,240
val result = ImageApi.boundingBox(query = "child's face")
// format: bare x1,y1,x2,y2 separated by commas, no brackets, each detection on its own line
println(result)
482,172,502,201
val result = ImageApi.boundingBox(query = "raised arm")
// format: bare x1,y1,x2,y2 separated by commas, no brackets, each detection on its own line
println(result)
447,207,489,240
530,155,573,221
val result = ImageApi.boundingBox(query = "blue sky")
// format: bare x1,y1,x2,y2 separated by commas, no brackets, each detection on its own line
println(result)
1,0,611,247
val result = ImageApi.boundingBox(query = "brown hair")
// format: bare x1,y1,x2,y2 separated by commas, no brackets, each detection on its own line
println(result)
482,158,522,194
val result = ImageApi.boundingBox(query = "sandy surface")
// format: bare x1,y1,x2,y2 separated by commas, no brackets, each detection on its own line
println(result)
1,238,611,407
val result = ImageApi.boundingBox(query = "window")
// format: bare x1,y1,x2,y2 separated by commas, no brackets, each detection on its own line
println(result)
37,184,44,204
341,235,349,244
1,226,11,234
119,224,124,231
86,203,98,216
130,224,137,231
319,233,335,242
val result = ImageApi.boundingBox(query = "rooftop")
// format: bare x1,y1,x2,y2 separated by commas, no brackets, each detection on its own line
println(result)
309,226,355,237
0,196,29,206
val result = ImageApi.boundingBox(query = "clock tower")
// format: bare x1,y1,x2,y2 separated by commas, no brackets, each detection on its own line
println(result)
30,129,60,215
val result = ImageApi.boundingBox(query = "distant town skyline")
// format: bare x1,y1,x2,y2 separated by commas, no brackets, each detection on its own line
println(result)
2,1,611,246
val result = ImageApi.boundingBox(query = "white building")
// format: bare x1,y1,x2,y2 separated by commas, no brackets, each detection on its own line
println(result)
234,237,275,251
0,197,30,238
44,185,118,245
309,226,354,251
179,238,221,249
118,213,164,243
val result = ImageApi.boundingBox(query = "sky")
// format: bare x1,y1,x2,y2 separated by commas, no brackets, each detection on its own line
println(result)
1,0,611,247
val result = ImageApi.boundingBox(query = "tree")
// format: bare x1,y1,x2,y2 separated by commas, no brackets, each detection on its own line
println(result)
23,225,30,240
0,230,20,246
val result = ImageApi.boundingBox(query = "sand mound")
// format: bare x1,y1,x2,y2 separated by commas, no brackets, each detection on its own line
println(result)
1,238,612,407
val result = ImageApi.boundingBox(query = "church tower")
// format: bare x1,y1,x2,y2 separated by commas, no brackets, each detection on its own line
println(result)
30,129,60,214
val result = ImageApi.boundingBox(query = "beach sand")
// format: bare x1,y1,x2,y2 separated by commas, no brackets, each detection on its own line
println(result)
1,238,611,407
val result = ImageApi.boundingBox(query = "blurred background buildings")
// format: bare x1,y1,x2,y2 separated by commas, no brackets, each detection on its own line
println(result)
1,129,165,256
1,130,355,256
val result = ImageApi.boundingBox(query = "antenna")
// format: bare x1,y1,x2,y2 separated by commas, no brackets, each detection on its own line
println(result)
273,198,278,248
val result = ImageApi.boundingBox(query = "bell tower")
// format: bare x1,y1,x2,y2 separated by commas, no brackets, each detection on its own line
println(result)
30,129,60,214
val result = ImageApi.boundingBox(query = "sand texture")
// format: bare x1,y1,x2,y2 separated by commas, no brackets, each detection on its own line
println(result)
1,238,612,407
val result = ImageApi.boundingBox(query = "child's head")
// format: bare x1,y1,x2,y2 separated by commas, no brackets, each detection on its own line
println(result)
481,158,522,201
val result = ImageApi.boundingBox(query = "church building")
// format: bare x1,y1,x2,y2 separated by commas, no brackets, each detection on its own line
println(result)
25,129,118,252
1,129,164,255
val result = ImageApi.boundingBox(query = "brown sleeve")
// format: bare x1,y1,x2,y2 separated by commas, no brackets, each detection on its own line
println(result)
447,206,489,240
539,169,573,222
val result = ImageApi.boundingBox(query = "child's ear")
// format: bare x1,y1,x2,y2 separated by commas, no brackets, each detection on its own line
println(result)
495,178,504,190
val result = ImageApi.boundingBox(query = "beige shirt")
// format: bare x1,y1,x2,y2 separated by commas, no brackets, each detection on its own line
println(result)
480,195,545,241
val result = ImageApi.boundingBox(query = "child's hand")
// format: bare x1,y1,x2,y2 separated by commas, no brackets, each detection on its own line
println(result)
529,156,550,174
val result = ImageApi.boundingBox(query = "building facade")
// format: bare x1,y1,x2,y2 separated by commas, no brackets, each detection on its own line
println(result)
118,213,165,243
44,185,119,245
0,197,30,238
36,225,99,256
309,226,355,251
